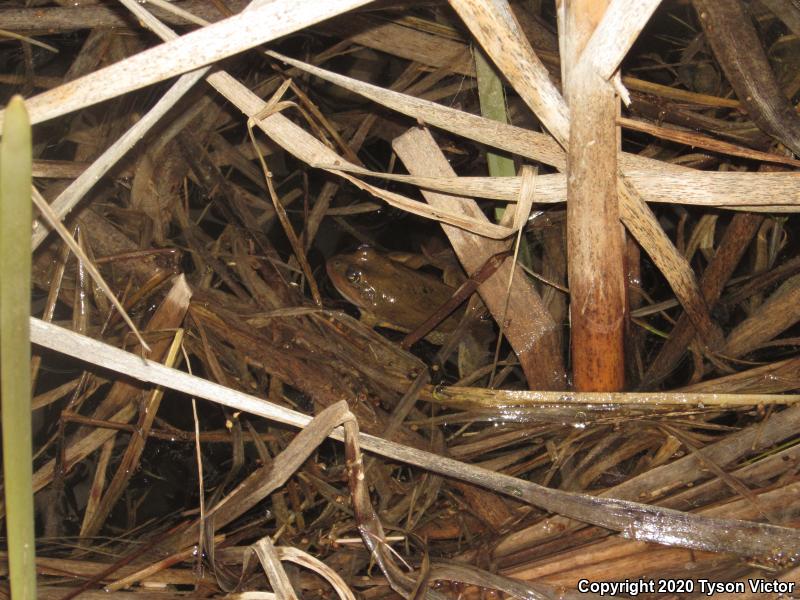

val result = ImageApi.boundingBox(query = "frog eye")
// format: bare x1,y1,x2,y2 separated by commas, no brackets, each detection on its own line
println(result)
345,266,362,284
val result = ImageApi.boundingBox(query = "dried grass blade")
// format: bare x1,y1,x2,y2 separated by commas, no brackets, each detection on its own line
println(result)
78,439,114,538
492,402,800,557
333,169,518,239
1,0,374,127
57,520,196,599
0,1,246,31
25,275,192,501
30,187,151,352
250,538,300,600
105,530,224,592
577,0,662,81
401,250,510,349
274,546,357,600
489,168,535,387
447,0,570,145
267,49,566,169
429,561,559,600
0,28,58,53
248,109,322,304
342,418,427,597
622,75,741,108
692,0,800,155
680,355,800,394
619,117,800,168
267,52,800,209
642,213,763,387
422,387,800,409
721,274,800,358
31,65,212,250
617,177,719,346
393,127,565,389
659,423,775,523
30,319,800,559
80,327,187,538
185,402,356,556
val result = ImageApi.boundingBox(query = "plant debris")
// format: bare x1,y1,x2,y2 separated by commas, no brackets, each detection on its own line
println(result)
1,0,800,597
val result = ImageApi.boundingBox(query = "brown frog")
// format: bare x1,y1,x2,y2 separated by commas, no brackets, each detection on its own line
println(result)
326,245,462,344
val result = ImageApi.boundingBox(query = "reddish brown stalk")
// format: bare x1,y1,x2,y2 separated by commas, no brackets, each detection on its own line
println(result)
564,0,626,391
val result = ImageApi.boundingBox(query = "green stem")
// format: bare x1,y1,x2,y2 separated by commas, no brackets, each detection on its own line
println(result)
1,95,36,600
474,49,532,268
475,49,517,184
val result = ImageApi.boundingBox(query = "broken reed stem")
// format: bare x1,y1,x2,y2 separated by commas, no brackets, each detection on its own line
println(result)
564,0,626,391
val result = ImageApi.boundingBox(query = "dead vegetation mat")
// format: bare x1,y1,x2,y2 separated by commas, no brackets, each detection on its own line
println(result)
2,0,800,598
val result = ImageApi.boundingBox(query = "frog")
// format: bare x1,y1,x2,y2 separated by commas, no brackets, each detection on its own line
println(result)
326,245,463,345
